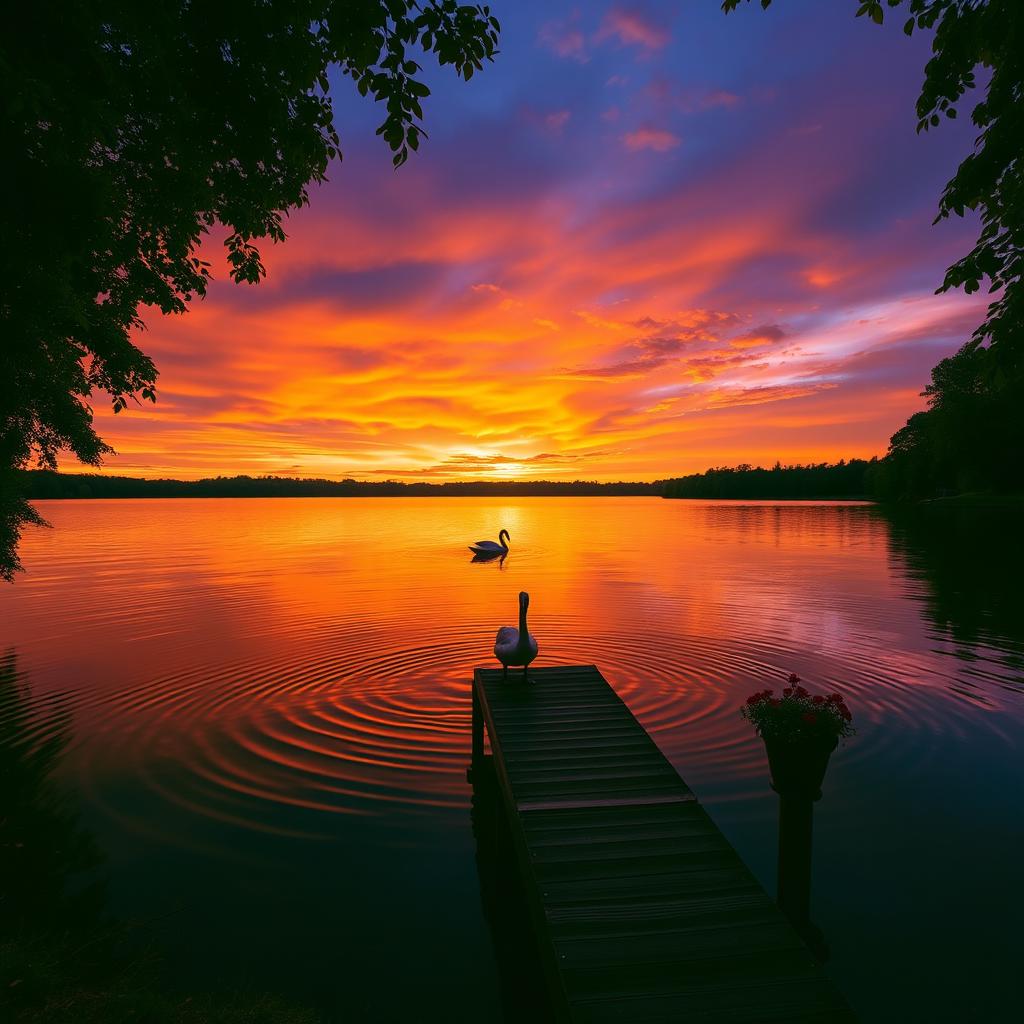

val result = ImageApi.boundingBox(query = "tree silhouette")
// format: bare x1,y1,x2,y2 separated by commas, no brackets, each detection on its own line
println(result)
16,470,663,500
663,460,876,499
1,2,500,578
867,344,1024,498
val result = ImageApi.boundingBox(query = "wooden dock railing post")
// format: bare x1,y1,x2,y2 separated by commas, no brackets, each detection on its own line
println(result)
469,682,484,781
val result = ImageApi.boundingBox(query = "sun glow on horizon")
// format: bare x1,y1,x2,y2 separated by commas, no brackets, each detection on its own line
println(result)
68,1,985,484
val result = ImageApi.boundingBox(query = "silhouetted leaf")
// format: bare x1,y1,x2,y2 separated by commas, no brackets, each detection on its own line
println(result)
1,1,501,579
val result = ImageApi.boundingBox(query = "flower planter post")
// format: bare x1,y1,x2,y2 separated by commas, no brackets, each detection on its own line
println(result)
766,735,837,959
776,786,815,935
741,676,853,964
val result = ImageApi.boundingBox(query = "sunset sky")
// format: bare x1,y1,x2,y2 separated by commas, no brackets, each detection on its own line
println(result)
86,0,987,482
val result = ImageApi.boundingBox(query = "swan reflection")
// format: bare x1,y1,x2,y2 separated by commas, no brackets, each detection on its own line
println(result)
470,548,507,567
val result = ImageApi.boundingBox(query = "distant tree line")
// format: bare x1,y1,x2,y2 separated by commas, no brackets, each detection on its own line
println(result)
663,460,876,500
663,345,1024,505
19,471,663,500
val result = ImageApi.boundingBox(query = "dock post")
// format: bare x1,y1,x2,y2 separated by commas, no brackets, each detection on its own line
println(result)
468,681,484,781
777,793,814,931
774,782,829,962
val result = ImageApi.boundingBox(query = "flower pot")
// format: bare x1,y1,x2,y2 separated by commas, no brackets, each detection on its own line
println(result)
763,734,838,800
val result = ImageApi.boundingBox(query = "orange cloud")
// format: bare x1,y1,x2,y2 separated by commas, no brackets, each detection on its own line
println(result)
69,56,987,488
805,269,843,288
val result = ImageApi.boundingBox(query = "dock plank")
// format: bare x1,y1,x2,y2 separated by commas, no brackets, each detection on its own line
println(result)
472,664,851,1023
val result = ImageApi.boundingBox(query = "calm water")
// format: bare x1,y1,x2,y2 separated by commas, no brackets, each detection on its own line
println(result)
2,498,1022,1021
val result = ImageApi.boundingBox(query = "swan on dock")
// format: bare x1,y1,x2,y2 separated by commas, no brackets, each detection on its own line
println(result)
494,591,538,681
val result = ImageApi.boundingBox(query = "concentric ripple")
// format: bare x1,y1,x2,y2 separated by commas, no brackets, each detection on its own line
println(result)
3,498,1023,856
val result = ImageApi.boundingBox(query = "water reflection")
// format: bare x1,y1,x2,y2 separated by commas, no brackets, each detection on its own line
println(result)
471,549,507,567
0,653,109,1020
0,651,104,936
470,758,553,1023
0,653,479,1022
1,498,1022,1021
882,505,1024,692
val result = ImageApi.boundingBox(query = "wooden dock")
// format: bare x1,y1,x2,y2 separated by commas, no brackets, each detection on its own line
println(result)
471,664,852,1023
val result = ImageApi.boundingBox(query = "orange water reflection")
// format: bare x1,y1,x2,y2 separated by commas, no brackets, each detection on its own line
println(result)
3,498,1019,838
3,498,1023,1020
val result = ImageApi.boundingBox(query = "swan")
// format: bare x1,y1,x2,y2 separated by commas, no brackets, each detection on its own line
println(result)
469,529,509,556
494,591,539,681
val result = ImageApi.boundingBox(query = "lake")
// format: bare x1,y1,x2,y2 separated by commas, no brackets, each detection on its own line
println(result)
2,497,1022,1021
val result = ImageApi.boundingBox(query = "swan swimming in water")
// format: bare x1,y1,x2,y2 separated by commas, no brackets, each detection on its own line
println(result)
494,591,538,681
469,529,509,556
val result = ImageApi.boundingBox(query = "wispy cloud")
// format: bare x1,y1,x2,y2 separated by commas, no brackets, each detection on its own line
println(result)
365,449,621,479
567,336,691,379
705,382,839,409
646,77,743,113
539,15,588,61
78,1,987,483
728,324,787,349
598,7,670,51
544,109,571,133
622,127,680,152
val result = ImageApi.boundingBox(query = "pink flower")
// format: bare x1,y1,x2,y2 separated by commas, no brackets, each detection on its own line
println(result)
743,676,853,739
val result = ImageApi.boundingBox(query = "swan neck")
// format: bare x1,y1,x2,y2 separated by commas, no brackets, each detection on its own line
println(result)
518,602,528,637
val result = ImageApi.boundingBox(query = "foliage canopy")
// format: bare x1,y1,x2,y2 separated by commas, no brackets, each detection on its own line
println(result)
0,1,499,578
869,345,1024,498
